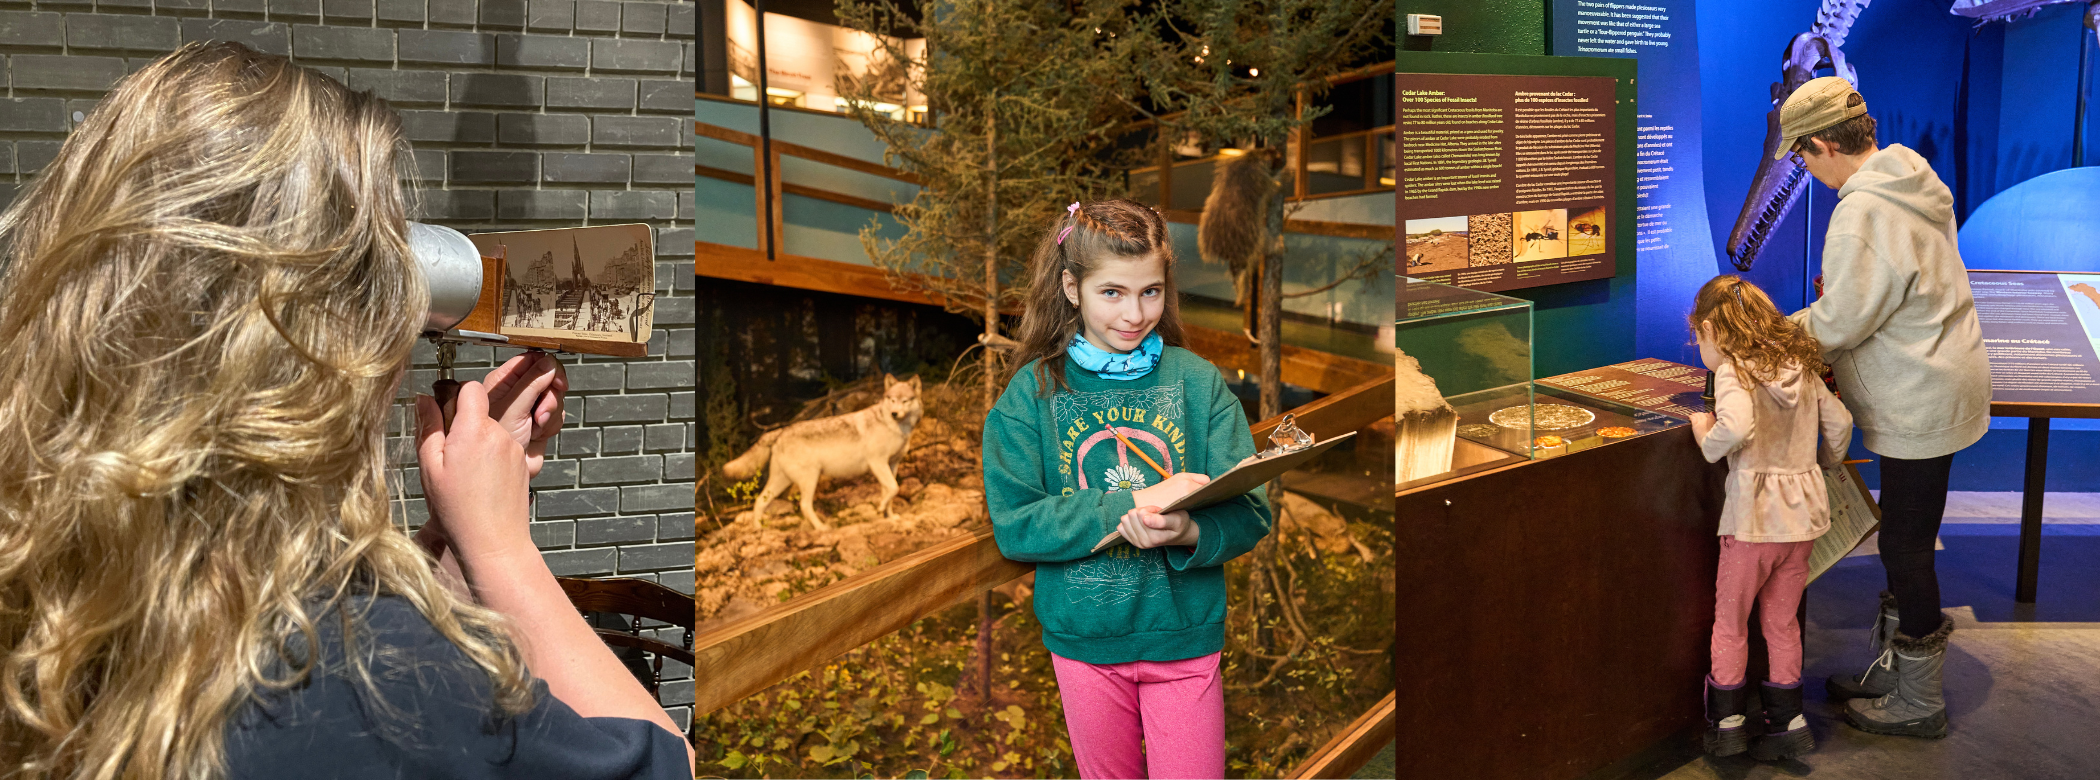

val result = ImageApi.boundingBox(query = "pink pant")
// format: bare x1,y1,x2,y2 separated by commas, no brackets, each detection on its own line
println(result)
1050,651,1225,780
1711,536,1813,687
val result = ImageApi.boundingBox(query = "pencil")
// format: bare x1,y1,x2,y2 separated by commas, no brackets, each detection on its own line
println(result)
1110,427,1173,478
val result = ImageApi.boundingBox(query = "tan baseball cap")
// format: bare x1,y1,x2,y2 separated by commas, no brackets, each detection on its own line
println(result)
1772,76,1868,160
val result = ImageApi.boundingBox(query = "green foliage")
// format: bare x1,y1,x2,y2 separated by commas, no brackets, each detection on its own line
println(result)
1129,0,1394,414
1129,0,1395,151
725,474,763,505
699,299,750,477
692,503,1393,778
833,0,1155,324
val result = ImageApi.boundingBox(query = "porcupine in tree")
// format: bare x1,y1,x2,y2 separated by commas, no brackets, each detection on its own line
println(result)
1198,149,1279,343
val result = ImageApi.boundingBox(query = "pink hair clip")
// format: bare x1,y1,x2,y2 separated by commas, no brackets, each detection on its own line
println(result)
1056,202,1080,245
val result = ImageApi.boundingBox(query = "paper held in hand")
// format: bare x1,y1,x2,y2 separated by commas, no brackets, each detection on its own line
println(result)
1090,420,1358,553
1806,461,1882,584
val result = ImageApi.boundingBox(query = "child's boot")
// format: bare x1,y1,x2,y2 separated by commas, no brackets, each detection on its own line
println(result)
1826,590,1900,702
1749,681,1814,760
1703,675,1750,757
1843,618,1953,738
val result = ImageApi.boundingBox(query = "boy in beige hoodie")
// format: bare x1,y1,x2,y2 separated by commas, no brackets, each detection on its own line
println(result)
1778,77,1989,740
1689,277,1852,761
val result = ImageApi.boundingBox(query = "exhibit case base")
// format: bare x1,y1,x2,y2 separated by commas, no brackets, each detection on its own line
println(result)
1398,359,1721,780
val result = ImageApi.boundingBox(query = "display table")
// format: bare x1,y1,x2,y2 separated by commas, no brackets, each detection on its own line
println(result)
1398,360,1724,779
1967,270,2100,603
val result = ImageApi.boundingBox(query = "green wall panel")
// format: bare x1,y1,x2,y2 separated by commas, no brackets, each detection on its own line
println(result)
1398,0,1547,56
1392,49,1638,377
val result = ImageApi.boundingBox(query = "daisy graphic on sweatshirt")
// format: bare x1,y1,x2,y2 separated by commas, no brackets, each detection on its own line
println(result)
1103,463,1147,492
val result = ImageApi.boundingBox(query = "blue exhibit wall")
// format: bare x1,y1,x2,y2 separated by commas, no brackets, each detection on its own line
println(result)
1995,3,2094,194
1400,1,2100,490
1699,0,2092,312
1400,0,1640,378
1550,0,1719,369
695,96,914,262
1697,0,2100,492
1696,0,1986,316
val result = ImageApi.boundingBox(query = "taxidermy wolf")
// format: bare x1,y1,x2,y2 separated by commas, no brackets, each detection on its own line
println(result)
722,374,923,530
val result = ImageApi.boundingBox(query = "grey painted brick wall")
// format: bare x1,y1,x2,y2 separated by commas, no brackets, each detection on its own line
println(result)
0,0,697,732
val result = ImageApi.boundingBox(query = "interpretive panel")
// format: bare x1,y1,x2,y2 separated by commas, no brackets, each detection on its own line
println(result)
1538,357,1708,419
1968,270,2100,405
1399,72,1619,292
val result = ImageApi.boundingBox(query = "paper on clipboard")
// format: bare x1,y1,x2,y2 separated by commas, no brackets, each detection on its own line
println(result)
1807,461,1882,584
1090,431,1357,553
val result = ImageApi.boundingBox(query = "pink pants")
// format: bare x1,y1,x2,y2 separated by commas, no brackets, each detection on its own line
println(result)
1711,536,1813,687
1050,651,1225,780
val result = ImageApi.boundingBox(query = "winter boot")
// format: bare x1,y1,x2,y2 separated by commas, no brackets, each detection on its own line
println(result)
1749,681,1814,760
1843,617,1953,739
1826,590,1900,702
1703,675,1751,757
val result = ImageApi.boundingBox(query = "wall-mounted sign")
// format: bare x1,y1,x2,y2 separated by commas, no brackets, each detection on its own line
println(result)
1398,72,1620,293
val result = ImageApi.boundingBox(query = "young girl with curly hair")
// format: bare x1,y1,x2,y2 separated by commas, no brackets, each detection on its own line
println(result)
1689,276,1852,762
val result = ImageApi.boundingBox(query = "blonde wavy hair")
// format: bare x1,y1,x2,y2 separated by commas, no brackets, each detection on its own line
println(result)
0,42,531,779
1688,275,1827,384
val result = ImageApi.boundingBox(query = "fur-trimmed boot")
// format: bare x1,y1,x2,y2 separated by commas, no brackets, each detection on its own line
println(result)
1843,618,1954,738
1704,676,1750,757
1827,590,1900,702
1750,681,1814,760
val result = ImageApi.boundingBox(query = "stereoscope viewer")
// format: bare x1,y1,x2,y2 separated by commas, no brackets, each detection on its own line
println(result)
409,221,657,428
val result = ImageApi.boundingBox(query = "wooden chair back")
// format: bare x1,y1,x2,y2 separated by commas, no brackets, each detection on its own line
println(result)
556,577,696,697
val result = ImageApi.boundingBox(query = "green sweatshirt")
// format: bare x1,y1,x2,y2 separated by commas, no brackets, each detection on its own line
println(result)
982,346,1272,665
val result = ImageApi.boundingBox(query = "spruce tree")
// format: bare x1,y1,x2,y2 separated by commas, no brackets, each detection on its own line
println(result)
1131,0,1393,420
835,0,1151,400
834,0,1153,701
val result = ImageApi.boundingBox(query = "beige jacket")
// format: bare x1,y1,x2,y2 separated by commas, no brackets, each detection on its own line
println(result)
1787,144,1991,460
1697,359,1853,543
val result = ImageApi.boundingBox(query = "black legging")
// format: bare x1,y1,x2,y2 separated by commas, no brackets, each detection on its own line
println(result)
1878,453,1956,638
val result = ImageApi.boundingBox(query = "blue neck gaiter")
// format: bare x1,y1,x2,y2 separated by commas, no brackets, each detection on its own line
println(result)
1066,330,1163,381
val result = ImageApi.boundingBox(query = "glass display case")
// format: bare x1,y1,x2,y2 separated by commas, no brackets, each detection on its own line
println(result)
1398,278,1534,490
1398,278,1690,492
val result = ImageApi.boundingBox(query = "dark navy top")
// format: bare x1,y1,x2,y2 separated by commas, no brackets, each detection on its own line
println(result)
224,595,687,779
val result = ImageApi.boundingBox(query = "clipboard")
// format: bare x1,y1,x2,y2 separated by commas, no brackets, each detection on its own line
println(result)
1090,431,1357,553
1807,461,1882,584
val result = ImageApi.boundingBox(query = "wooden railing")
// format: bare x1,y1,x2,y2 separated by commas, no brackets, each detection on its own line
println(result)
692,371,1395,721
1127,61,1399,209
694,118,1396,243
692,120,917,257
696,244,1391,396
1286,691,1395,779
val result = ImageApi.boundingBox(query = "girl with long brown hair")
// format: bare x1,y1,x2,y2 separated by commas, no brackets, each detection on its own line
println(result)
1687,275,1851,763
983,199,1271,779
0,42,689,778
